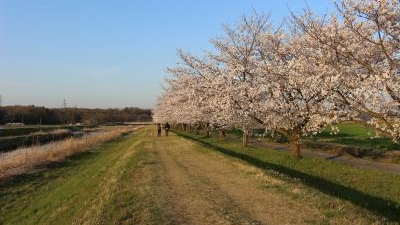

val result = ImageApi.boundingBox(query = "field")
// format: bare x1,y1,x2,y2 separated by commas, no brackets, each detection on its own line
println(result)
1,126,399,224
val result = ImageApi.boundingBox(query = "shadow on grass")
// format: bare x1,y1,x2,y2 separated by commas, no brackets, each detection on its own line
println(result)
176,132,400,222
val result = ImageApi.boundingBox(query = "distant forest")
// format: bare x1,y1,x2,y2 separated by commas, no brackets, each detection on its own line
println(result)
0,105,152,125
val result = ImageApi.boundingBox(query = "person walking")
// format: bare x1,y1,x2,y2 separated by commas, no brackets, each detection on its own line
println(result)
157,123,162,137
164,122,170,137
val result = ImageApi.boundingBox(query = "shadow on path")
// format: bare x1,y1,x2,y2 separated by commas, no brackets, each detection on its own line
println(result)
176,132,400,222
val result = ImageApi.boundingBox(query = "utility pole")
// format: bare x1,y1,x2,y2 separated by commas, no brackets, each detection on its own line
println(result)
62,99,67,125
0,94,2,107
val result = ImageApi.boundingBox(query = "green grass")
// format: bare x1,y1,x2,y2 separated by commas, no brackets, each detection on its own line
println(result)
98,141,166,224
323,123,377,138
310,122,400,151
2,126,400,223
251,122,400,151
176,130,400,222
250,122,400,154
0,130,145,225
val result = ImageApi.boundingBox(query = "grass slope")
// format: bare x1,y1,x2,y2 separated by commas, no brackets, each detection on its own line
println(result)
2,126,400,224
314,123,400,150
0,129,145,225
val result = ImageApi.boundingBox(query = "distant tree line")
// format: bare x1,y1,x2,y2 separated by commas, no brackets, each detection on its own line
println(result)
0,105,152,125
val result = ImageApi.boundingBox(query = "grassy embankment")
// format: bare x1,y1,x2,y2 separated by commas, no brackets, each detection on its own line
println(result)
0,125,100,152
307,123,400,164
175,129,400,222
1,126,399,223
0,125,96,137
0,127,134,180
252,122,400,163
0,127,148,225
309,123,399,149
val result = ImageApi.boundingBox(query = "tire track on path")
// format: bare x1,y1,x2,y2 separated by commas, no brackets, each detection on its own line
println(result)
147,134,324,225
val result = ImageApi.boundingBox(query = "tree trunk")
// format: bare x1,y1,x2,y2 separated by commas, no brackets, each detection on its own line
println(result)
205,130,210,138
219,129,225,140
202,124,210,138
242,129,249,147
289,131,302,157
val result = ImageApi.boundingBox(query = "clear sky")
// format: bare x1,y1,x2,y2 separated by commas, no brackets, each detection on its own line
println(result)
0,0,334,109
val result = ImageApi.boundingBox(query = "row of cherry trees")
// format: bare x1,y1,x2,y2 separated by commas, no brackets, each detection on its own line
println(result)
153,0,400,157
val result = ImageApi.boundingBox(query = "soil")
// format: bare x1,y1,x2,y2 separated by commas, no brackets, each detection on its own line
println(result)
128,133,327,225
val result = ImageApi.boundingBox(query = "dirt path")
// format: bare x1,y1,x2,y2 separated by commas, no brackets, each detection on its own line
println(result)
125,132,378,225
250,140,400,175
154,139,319,224
1,128,382,224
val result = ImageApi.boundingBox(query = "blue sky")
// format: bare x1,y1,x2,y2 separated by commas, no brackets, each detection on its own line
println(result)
0,0,334,109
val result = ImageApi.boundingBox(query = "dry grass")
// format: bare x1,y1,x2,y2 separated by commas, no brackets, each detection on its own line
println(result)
30,128,70,136
0,127,137,180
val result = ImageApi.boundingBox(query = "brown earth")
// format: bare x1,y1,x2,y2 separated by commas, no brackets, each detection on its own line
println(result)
122,131,378,225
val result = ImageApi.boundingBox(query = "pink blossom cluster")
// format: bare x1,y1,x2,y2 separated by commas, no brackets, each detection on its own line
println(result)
153,0,400,155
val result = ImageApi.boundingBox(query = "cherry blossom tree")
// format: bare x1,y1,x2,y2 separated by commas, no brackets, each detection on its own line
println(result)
208,13,274,146
153,50,226,137
154,13,339,156
154,0,400,157
247,24,339,156
208,13,338,156
294,0,400,141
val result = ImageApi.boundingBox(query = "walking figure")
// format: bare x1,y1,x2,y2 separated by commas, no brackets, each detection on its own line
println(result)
157,123,162,137
164,122,170,137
